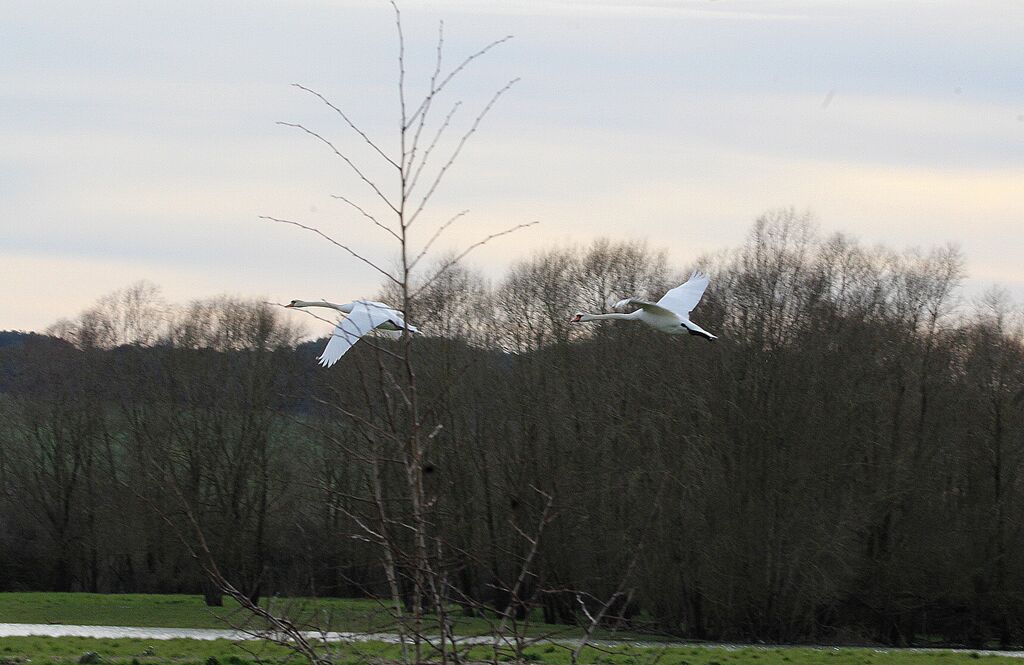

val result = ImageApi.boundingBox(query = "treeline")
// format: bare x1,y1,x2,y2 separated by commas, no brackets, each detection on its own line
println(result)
1,210,1022,647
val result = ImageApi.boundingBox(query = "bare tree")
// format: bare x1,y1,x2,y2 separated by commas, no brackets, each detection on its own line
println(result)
47,281,166,350
176,3,539,663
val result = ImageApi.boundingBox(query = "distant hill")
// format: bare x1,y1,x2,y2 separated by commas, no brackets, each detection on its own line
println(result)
0,330,45,349
0,332,74,392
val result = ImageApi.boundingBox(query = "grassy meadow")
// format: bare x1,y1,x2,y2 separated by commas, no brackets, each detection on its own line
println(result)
0,592,389,632
1,635,1022,665
1,593,1022,665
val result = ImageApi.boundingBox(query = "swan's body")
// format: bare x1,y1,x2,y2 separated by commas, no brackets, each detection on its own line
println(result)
570,271,717,341
285,299,418,367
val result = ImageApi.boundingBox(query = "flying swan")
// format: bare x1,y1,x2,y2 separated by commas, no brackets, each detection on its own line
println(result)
570,271,718,341
285,299,419,367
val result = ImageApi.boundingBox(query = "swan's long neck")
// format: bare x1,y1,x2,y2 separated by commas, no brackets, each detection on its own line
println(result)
291,300,353,313
580,311,637,322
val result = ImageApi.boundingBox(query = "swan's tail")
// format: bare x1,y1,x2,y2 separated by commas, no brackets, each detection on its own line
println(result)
682,320,718,341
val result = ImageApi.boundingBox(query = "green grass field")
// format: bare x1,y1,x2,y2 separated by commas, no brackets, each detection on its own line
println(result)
0,635,1021,665
1,594,1022,665
0,592,390,632
0,636,292,664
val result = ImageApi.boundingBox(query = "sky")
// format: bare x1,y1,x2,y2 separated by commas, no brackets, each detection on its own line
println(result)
2,0,1023,334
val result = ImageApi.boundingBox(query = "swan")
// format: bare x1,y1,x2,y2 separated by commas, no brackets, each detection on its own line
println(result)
569,271,718,341
284,299,419,366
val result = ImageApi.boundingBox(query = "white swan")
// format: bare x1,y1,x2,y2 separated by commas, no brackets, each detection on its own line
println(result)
285,299,419,367
569,271,718,341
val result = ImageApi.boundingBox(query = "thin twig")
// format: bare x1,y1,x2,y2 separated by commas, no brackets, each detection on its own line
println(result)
393,0,407,140
406,34,515,129
413,221,538,298
291,83,400,170
404,20,446,177
494,488,554,658
407,100,461,199
407,78,520,228
409,209,470,271
311,395,405,444
277,121,400,214
330,193,402,241
260,216,401,285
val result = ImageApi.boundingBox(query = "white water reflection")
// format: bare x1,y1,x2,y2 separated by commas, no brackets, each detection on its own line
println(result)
0,623,488,645
0,623,246,641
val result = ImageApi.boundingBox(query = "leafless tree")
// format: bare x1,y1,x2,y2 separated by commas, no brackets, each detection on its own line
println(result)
251,3,538,663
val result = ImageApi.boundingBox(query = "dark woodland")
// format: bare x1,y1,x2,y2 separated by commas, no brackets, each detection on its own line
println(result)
1,211,1022,648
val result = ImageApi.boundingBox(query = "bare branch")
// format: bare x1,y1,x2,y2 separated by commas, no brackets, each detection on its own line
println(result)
406,78,520,228
494,488,554,655
406,34,515,129
277,121,400,214
380,362,415,412
312,399,404,449
260,215,401,285
413,221,538,298
409,209,470,271
330,193,402,242
576,593,599,625
407,100,461,199
404,20,446,176
291,83,400,171
392,0,407,133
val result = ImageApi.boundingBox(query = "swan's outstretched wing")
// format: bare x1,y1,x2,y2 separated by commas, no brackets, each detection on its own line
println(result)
353,300,419,332
657,271,710,316
318,302,393,367
613,297,677,318
355,300,396,311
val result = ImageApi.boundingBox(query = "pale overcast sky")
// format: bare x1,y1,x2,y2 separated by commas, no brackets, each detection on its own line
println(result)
3,1,1022,333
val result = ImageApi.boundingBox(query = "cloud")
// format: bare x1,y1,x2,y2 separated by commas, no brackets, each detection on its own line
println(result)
3,0,1023,331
